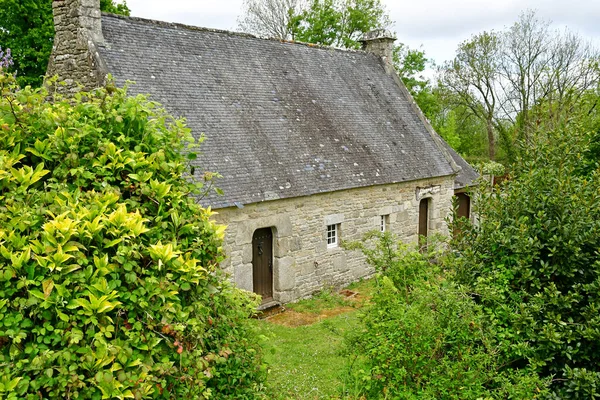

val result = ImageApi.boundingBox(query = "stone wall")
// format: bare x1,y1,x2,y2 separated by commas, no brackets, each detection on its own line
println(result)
47,0,107,93
213,175,455,303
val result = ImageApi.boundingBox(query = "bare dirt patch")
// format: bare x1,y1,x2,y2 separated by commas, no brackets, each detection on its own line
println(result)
265,283,373,327
266,306,356,327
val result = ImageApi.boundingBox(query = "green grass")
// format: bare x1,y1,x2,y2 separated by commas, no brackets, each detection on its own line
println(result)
285,279,374,314
285,288,351,314
253,279,375,399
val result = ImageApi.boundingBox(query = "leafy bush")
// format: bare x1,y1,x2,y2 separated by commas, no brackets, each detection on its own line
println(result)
0,72,265,399
450,126,600,397
343,233,547,399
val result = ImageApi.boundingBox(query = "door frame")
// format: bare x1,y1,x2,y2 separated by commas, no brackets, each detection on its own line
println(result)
418,197,430,250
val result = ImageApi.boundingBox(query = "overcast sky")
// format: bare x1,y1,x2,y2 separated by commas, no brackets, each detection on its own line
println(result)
123,0,600,67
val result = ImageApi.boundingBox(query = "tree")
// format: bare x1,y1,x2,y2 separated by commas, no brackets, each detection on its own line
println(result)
0,72,265,398
439,10,600,164
539,31,600,130
498,10,550,142
0,0,130,88
238,0,391,49
393,43,428,96
100,0,130,14
237,0,302,40
290,0,391,48
440,31,501,160
392,44,470,152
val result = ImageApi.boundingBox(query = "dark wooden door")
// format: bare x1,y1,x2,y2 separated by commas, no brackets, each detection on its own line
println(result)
252,228,273,302
419,199,429,238
456,193,470,219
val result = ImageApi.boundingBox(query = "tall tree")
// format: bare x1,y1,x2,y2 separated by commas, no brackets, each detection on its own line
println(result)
237,0,302,40
238,0,390,49
290,0,391,48
498,10,550,142
440,31,501,160
540,31,600,129
439,10,600,163
0,0,130,88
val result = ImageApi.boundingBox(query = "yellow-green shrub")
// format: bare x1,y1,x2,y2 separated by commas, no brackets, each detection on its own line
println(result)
0,73,265,399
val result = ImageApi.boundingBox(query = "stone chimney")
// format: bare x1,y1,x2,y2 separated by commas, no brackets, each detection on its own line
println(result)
47,0,107,92
360,30,396,68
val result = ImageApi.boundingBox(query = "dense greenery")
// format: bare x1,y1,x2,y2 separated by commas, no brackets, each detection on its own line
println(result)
344,97,600,398
344,233,548,399
0,0,130,88
238,0,390,49
450,123,600,397
0,72,265,399
288,0,390,49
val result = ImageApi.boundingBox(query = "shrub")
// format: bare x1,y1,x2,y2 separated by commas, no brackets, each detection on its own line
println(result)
0,73,265,399
343,233,547,399
450,126,600,397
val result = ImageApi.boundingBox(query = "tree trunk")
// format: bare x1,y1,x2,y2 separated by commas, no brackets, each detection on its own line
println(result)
487,117,496,160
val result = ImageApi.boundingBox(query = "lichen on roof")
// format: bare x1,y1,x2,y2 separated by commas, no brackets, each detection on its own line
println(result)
97,14,457,208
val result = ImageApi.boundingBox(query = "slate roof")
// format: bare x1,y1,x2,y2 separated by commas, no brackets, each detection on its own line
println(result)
97,14,459,209
440,141,479,189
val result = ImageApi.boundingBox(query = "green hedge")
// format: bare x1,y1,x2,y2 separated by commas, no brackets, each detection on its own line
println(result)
450,126,600,398
0,73,265,399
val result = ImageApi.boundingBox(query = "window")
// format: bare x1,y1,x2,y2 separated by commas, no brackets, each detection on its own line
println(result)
380,215,389,232
327,224,338,248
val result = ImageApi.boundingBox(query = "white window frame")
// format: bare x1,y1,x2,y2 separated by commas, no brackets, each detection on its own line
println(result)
380,215,388,232
327,224,338,248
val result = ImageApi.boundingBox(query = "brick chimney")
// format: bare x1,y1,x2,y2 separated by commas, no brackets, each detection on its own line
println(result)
47,0,107,92
360,30,396,68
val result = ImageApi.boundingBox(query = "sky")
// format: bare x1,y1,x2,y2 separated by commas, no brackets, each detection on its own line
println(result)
123,0,600,67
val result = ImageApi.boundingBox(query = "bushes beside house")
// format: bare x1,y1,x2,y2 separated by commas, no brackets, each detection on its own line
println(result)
346,124,600,398
0,72,265,399
449,126,600,398
343,234,548,399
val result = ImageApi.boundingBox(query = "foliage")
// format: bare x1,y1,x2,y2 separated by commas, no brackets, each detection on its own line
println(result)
344,232,548,399
440,31,501,160
100,0,130,15
474,160,505,176
0,0,130,88
238,0,390,49
437,10,600,164
237,0,301,40
290,0,391,49
0,72,265,399
449,123,600,397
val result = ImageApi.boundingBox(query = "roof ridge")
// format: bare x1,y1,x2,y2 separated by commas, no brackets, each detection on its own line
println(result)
101,12,368,56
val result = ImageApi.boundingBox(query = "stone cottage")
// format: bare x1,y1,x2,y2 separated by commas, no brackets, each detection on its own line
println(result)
47,0,477,305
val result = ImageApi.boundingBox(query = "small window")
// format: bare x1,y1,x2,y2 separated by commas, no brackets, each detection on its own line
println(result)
327,224,338,248
380,215,389,232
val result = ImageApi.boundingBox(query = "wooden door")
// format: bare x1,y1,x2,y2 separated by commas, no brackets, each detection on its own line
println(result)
419,199,429,238
456,193,470,219
252,228,273,302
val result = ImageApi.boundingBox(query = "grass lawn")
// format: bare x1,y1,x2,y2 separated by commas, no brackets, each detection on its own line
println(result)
253,279,374,399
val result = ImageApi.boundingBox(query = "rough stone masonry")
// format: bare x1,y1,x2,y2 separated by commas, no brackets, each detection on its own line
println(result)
46,0,476,304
